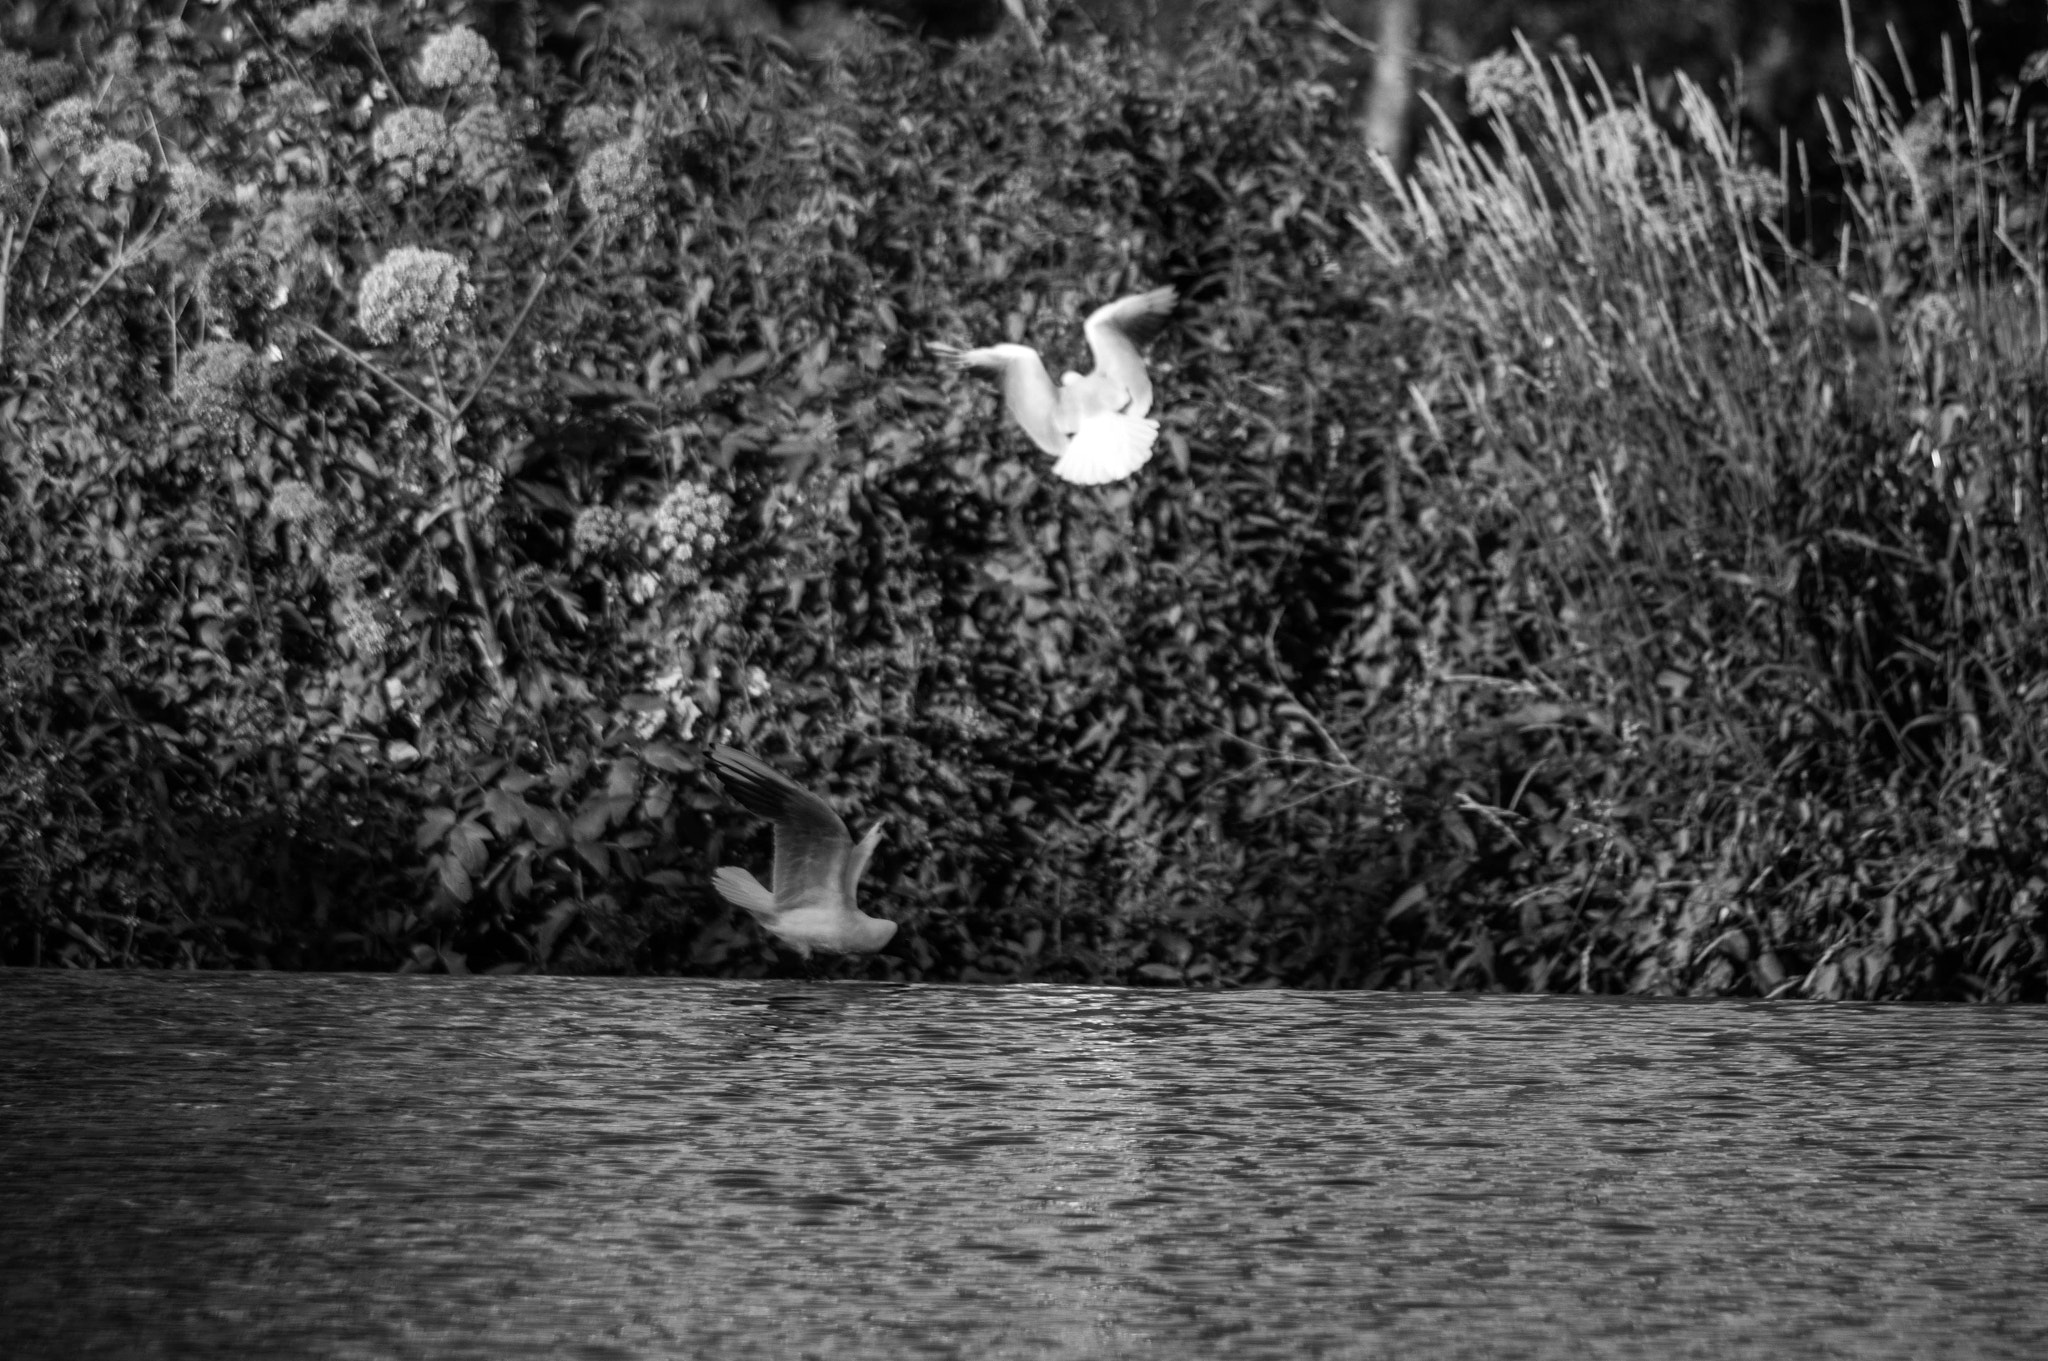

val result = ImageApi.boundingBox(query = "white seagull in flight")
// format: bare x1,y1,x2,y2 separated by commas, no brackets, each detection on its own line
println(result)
708,746,896,958
932,286,1178,485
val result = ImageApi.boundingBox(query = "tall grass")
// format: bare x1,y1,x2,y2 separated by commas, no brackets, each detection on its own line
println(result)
1347,29,2048,999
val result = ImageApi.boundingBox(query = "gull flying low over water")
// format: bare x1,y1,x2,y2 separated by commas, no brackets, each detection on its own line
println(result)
932,286,1178,486
708,745,896,958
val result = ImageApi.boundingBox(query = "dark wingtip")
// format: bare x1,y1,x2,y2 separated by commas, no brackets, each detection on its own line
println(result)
707,746,780,814
706,745,747,789
708,745,832,830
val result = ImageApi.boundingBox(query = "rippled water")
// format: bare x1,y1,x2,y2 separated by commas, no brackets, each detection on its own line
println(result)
2,972,2045,1359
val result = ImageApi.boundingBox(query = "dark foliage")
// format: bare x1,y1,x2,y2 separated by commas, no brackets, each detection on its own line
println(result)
0,0,2043,997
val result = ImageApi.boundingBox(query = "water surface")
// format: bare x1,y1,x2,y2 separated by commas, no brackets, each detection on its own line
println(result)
2,972,2045,1359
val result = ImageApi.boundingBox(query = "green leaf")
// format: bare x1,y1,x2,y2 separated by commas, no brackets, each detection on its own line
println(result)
642,741,690,773
416,806,458,850
605,758,641,799
525,806,571,850
437,854,474,903
572,792,623,842
483,787,531,836
449,821,491,874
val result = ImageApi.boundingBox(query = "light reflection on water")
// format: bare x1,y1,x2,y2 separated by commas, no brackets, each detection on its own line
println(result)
2,972,2045,1359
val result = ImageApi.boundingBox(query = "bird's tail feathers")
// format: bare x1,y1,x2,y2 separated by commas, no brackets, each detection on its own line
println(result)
1053,414,1159,485
711,867,779,920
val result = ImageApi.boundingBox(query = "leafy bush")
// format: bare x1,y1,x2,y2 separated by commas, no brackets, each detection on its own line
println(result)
1,1,2043,998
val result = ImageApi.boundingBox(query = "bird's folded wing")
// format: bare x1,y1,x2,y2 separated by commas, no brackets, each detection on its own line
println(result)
933,342,1070,454
1082,287,1177,419
1053,413,1159,485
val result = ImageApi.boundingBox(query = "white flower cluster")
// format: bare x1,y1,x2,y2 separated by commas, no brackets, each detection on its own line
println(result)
166,162,226,222
324,550,374,589
576,136,656,231
175,341,260,434
267,78,323,122
573,505,631,554
79,139,149,199
683,585,735,638
148,66,198,120
36,95,96,157
416,26,499,95
99,34,138,78
372,106,454,189
270,478,323,523
284,1,363,44
357,246,471,349
562,104,629,153
335,595,388,655
651,481,730,581
1465,51,1545,121
1583,108,1661,188
0,51,30,127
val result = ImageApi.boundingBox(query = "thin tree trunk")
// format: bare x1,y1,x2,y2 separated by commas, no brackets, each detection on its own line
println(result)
1364,0,1419,173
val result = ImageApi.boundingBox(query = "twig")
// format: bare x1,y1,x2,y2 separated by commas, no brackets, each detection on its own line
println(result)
301,320,441,423
427,349,507,687
47,216,172,343
451,221,596,425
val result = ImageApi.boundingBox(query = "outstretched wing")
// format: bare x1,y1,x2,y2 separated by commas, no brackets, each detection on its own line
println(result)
709,746,851,911
932,341,1071,454
844,820,885,900
1081,287,1177,419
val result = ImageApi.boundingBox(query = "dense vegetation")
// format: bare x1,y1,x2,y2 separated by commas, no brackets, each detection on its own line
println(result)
2,0,2044,998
